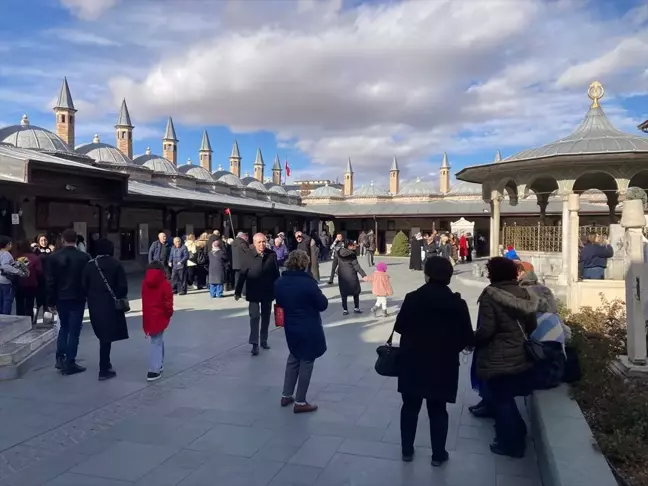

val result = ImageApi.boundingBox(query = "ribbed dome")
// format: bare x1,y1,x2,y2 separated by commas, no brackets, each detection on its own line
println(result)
306,184,343,198
133,150,178,175
353,182,390,198
447,181,481,195
218,173,244,187
247,180,267,192
268,185,287,194
177,163,214,181
241,175,257,185
288,190,301,197
0,115,71,153
212,164,232,179
76,135,133,165
398,178,438,196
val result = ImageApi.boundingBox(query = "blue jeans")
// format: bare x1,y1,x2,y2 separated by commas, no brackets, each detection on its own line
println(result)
209,283,223,297
149,332,165,373
56,299,85,363
483,373,530,455
582,267,605,279
0,283,14,315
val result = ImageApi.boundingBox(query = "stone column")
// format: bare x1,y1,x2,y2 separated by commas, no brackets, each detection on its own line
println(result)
489,193,501,257
621,198,648,365
568,193,580,283
557,194,570,286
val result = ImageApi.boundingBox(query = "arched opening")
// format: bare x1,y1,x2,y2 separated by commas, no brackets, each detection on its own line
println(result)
573,171,619,223
629,170,648,192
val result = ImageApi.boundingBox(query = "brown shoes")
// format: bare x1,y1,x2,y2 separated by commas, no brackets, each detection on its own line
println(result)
293,403,318,414
281,396,295,407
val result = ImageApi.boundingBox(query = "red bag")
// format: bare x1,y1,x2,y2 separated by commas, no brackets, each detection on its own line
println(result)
274,304,285,327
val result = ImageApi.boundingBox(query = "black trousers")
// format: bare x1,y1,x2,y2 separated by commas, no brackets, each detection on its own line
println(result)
99,341,112,372
171,267,187,294
186,266,196,287
15,287,37,322
328,258,338,283
342,294,359,311
400,394,448,458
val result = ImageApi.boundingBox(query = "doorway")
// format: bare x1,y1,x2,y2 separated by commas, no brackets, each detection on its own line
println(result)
120,230,135,260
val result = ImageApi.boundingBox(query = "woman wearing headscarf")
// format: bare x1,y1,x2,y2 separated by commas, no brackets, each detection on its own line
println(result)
409,233,423,271
82,238,129,381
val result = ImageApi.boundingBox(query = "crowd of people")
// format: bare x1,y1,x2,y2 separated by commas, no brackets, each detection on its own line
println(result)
408,230,475,271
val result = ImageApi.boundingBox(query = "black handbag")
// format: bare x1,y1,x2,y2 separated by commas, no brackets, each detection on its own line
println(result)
516,320,545,363
94,259,130,313
375,326,401,377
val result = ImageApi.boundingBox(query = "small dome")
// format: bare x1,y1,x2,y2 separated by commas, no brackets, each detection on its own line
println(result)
398,177,438,196
76,135,134,165
218,173,244,187
268,185,287,194
447,181,482,196
247,180,267,192
212,164,232,179
353,181,390,198
306,184,343,198
241,175,257,185
177,163,214,182
288,190,301,197
0,115,71,153
133,152,178,175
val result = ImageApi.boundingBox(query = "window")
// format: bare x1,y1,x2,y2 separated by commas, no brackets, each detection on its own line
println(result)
128,131,132,140
60,114,66,123
69,115,74,124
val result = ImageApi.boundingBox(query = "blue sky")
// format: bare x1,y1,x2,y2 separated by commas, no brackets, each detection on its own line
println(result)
1,0,648,188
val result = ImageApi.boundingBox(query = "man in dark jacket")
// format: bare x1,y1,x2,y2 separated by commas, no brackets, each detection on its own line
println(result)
475,257,538,459
148,232,171,277
169,237,189,295
365,230,376,267
46,229,91,375
231,232,249,292
235,233,280,356
395,257,473,466
327,233,344,284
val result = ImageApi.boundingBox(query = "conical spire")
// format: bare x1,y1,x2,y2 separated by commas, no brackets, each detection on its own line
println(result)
254,148,265,166
441,152,449,168
230,140,240,158
54,77,76,111
390,156,399,171
494,150,502,162
273,154,281,170
345,157,353,173
116,99,133,127
200,130,212,152
163,117,178,141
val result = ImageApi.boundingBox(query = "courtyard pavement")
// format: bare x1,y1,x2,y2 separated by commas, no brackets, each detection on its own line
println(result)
0,257,541,486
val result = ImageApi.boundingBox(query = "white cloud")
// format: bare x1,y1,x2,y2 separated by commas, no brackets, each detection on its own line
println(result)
20,0,648,186
45,29,120,46
59,0,120,20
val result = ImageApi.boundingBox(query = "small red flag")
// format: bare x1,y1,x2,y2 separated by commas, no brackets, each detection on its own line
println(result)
285,160,291,177
224,208,230,215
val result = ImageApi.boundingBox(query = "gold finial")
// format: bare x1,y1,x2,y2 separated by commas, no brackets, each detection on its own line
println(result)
588,81,604,108
93,134,100,143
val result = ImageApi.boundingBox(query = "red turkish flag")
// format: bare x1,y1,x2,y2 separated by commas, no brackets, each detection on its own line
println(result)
285,160,291,177
224,208,231,215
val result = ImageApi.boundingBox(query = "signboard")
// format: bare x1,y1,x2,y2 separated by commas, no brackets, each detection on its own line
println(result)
138,223,149,255
10,214,19,225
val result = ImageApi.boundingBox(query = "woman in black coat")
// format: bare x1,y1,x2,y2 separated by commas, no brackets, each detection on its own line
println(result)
336,241,367,315
409,234,423,271
207,240,228,298
395,257,473,466
82,238,129,381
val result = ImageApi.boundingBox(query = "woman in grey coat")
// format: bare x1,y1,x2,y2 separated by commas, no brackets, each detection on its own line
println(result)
208,240,228,298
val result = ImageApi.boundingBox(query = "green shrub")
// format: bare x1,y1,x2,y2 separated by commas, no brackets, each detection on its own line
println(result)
390,231,409,256
565,297,648,485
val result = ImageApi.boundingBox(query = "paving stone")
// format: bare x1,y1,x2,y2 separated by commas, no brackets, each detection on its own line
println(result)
288,435,344,468
187,423,274,457
44,473,132,485
271,464,323,485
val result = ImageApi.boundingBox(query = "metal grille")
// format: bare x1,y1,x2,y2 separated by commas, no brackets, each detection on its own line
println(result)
578,225,609,241
501,223,562,252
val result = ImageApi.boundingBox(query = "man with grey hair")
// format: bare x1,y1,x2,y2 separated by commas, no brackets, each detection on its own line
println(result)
235,233,280,356
231,231,249,293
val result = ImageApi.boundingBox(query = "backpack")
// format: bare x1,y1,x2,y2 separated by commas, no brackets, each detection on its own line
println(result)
196,247,207,265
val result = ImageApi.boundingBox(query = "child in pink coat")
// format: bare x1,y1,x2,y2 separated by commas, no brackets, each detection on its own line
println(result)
369,262,393,317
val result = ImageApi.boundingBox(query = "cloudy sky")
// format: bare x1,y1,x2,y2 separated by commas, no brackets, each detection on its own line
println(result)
1,0,648,188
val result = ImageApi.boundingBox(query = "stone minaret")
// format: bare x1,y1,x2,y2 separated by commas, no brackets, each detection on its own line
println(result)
344,157,354,196
253,148,265,182
115,99,133,158
162,117,178,165
54,77,77,148
272,154,282,185
389,156,400,194
199,129,212,172
440,152,450,194
229,140,241,177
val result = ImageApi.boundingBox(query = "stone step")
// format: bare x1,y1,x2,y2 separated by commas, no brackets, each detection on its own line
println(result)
0,326,58,380
0,315,32,346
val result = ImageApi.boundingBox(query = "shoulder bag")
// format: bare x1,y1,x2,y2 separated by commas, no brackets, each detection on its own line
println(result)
516,319,545,362
375,325,401,377
93,258,130,313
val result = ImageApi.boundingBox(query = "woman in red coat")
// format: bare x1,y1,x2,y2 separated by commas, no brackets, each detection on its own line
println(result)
141,261,174,382
15,240,43,323
459,235,468,263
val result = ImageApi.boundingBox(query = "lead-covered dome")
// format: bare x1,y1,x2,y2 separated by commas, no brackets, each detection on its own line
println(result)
397,177,438,196
305,183,343,198
447,181,481,196
133,148,178,175
0,115,71,153
177,160,214,181
76,134,134,165
218,173,244,187
288,189,301,197
268,185,287,194
247,180,267,192
353,182,390,198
